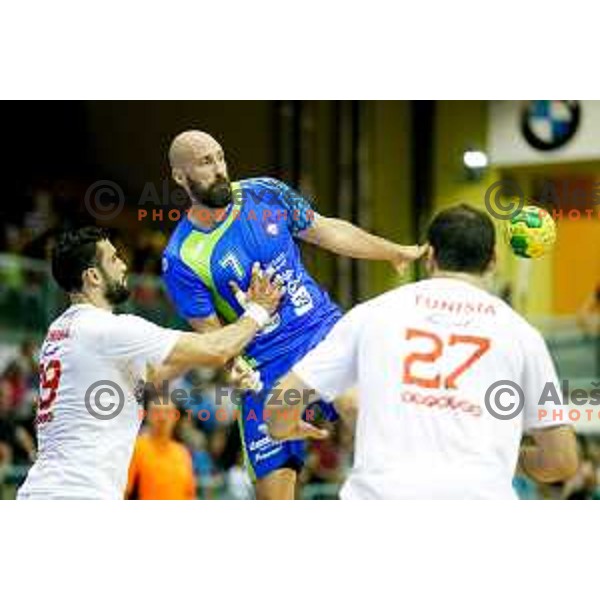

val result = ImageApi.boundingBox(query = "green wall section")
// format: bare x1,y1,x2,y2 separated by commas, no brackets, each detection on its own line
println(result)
297,101,338,298
363,101,413,298
297,101,413,303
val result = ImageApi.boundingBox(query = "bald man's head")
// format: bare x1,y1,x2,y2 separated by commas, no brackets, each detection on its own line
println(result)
168,130,232,208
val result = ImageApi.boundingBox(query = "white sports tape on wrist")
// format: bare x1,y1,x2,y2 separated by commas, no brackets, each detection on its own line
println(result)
243,303,271,328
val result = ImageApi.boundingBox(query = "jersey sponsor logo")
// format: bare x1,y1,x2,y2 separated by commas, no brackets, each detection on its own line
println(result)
248,435,277,453
288,285,313,316
426,313,474,328
255,446,283,463
400,389,482,417
265,259,315,317
266,222,279,236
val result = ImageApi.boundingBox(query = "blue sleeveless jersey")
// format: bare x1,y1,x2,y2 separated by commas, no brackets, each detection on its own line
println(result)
162,177,342,369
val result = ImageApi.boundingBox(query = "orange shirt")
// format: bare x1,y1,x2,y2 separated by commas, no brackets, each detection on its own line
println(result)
126,434,196,500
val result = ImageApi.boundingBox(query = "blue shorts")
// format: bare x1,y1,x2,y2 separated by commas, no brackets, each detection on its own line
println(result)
238,316,340,481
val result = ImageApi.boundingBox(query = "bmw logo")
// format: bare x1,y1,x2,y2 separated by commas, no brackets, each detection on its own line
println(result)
521,100,580,151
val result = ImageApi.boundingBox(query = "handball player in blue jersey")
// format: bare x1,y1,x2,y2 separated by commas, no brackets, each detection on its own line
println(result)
162,130,424,499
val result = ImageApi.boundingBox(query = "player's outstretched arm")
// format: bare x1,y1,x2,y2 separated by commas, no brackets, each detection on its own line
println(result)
186,315,263,391
519,425,579,483
151,264,282,382
299,214,427,274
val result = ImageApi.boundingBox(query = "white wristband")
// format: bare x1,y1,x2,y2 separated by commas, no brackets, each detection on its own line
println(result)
243,303,271,329
234,288,248,308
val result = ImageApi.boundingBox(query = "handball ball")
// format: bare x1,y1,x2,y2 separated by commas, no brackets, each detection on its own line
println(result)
506,205,557,259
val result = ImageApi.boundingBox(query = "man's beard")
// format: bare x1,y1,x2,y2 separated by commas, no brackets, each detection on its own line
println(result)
188,177,232,208
99,268,130,305
105,280,130,305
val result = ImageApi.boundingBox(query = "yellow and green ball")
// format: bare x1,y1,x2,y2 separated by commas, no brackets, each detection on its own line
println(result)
505,206,557,259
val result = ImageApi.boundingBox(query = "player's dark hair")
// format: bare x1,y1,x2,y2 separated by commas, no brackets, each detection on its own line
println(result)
51,226,109,292
426,204,495,274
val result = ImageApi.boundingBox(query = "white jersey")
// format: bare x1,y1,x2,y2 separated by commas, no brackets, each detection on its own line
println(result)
18,304,179,500
294,277,568,500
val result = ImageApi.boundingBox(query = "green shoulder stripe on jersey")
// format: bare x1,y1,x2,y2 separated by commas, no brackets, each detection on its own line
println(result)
179,182,243,322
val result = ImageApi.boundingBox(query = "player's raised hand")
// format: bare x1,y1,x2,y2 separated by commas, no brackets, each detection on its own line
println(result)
390,244,429,275
230,262,283,316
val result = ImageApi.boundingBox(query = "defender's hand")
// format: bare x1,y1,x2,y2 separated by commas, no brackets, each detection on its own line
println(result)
224,356,263,392
230,262,283,316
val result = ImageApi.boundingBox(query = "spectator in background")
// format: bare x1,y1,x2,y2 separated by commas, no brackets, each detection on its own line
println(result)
578,284,600,335
177,419,221,499
2,362,27,412
176,369,221,432
226,451,254,500
578,284,600,378
16,339,39,385
0,379,35,467
301,424,344,497
126,399,196,500
0,226,26,289
209,426,230,472
562,437,599,500
4,340,39,419
512,464,539,500
0,381,14,492
585,437,600,486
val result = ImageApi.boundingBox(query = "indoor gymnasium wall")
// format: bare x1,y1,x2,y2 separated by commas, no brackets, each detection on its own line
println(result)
300,100,342,301
553,215,600,314
83,101,277,200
